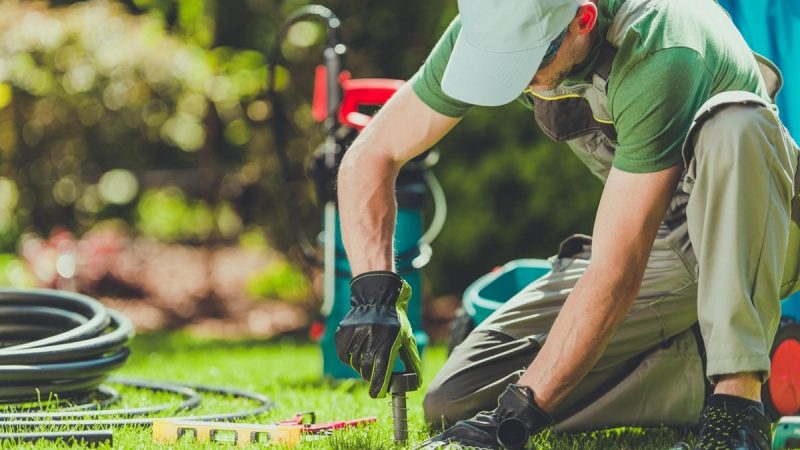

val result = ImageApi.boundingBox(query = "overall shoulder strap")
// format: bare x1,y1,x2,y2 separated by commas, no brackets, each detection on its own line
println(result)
752,53,783,102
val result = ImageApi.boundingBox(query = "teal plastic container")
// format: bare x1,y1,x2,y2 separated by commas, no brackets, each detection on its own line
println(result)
462,259,552,325
783,291,800,322
320,208,430,379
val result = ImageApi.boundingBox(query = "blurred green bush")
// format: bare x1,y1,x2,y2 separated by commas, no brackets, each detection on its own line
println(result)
0,0,294,247
246,260,311,302
136,187,242,241
0,253,34,287
0,0,602,296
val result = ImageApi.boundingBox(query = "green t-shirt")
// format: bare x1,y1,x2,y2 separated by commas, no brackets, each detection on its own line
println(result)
410,0,770,173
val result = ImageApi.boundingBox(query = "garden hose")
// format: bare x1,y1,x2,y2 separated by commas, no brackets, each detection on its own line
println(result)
0,380,274,428
0,288,274,434
0,289,133,402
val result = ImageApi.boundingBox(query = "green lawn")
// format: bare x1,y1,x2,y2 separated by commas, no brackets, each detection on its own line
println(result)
3,333,689,449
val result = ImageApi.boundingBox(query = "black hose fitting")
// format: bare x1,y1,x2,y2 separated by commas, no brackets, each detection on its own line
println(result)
496,417,530,450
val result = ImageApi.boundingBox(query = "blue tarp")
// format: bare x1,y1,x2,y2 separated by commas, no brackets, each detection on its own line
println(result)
718,0,799,136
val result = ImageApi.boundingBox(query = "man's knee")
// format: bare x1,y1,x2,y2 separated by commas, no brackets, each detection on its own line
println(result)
423,383,454,429
422,374,479,429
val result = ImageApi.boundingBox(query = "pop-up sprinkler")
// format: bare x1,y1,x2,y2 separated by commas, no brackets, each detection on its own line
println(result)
390,372,419,443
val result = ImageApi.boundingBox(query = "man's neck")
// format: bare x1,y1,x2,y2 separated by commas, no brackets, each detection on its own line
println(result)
563,30,604,84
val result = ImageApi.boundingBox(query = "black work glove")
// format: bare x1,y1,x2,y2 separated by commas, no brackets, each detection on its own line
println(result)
335,271,423,398
414,384,551,450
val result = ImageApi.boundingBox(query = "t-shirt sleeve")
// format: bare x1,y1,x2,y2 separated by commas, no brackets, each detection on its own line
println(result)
609,48,714,173
409,16,474,118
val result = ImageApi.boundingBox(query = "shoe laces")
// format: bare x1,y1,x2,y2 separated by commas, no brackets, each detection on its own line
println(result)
696,405,739,450
696,402,772,450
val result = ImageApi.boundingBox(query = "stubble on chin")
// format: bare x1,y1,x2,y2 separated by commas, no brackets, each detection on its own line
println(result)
532,68,570,91
531,45,581,90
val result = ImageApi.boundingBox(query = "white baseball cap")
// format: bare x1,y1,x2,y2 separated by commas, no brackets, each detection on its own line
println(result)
441,0,582,106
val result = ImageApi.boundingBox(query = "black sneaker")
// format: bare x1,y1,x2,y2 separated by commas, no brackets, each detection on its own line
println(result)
692,399,772,450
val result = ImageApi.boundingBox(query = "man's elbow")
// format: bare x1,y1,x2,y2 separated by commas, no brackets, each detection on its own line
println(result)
338,144,359,179
585,260,643,305
340,142,398,178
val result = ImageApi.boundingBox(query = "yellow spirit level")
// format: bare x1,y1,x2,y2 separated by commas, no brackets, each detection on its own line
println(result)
152,419,302,448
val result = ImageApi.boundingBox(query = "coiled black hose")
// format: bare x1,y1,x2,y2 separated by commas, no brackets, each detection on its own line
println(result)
0,289,133,402
0,288,273,432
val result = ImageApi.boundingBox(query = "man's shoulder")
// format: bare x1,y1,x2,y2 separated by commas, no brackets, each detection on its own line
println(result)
610,0,752,67
607,0,766,101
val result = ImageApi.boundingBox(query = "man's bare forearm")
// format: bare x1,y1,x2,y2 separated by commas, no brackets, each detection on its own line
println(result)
518,260,644,411
337,144,399,275
335,85,461,277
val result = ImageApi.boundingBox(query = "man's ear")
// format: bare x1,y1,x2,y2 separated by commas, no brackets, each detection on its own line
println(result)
573,3,598,35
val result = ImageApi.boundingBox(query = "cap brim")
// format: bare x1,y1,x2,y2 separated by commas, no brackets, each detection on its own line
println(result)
441,34,547,107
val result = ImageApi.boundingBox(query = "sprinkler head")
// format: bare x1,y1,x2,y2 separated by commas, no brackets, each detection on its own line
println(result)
390,372,419,394
389,372,418,443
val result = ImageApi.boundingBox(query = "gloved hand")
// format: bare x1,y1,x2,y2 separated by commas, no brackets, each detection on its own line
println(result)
414,384,551,450
335,271,422,398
